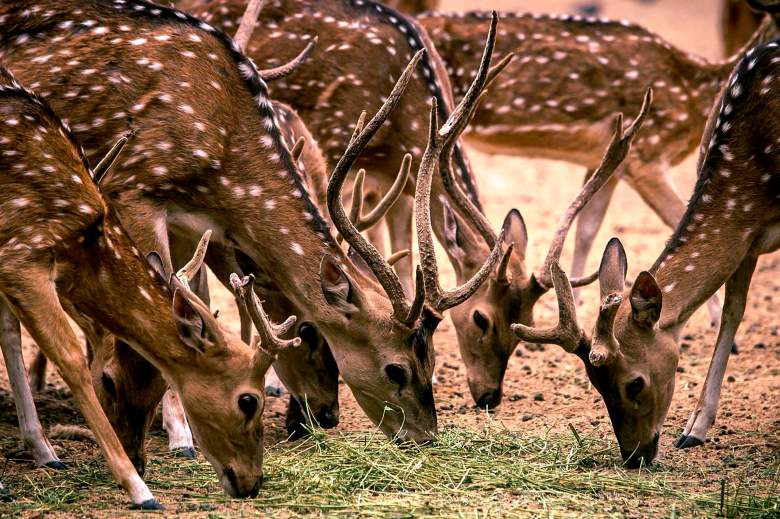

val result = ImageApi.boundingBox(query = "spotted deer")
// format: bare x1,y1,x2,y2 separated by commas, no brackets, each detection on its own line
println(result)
188,0,625,411
0,70,299,506
0,0,507,445
513,31,780,464
417,11,779,324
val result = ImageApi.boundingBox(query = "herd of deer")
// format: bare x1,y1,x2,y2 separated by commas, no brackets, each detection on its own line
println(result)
0,0,776,509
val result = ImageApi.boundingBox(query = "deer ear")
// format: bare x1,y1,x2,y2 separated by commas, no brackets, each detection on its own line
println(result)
598,238,627,299
503,208,528,258
629,271,663,328
320,255,359,315
171,288,220,354
146,251,167,279
441,197,466,260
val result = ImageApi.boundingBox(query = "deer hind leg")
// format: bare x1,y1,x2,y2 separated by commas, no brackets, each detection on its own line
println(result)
385,195,414,297
28,349,47,393
0,299,63,469
571,170,620,303
675,255,757,449
629,165,723,328
161,390,195,458
0,267,159,508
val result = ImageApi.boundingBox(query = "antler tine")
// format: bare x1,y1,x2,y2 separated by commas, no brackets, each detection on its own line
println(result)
405,266,426,325
175,230,212,289
346,154,412,237
233,0,265,52
290,136,306,162
387,249,410,267
259,37,317,81
229,273,301,354
496,243,515,285
511,263,585,352
93,132,132,185
438,13,510,250
533,87,653,290
327,50,424,321
416,100,507,314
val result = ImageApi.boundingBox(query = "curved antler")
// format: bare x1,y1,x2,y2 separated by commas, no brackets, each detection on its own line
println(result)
437,12,515,250
327,50,424,323
416,100,507,313
589,293,622,366
348,153,411,234
229,273,301,356
175,230,212,289
233,0,316,81
93,131,133,185
511,262,586,352
532,87,653,291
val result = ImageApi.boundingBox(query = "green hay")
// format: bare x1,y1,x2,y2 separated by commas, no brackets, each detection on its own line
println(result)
2,423,778,518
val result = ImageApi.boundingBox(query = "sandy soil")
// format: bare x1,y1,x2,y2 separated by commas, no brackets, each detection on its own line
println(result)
0,0,777,515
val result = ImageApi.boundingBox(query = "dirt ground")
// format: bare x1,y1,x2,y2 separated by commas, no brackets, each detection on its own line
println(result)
0,0,778,516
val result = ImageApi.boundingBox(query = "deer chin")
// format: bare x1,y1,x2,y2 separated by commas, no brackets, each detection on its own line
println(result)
620,431,661,468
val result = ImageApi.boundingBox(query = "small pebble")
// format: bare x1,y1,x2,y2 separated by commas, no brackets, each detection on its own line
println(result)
533,393,545,402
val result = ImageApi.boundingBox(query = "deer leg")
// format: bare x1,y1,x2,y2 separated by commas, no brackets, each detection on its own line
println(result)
0,269,159,508
629,168,723,328
0,299,63,469
0,481,12,502
161,390,195,458
28,350,47,393
675,255,757,449
385,195,414,296
571,170,620,303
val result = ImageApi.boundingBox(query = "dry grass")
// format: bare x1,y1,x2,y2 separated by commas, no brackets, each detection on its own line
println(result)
3,421,778,518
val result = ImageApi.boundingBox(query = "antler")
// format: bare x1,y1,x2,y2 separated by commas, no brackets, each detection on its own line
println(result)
233,0,316,81
531,87,653,291
175,230,212,289
327,50,424,323
347,153,411,234
437,12,515,250
416,98,507,313
589,293,622,366
93,132,132,185
229,273,301,356
511,262,585,352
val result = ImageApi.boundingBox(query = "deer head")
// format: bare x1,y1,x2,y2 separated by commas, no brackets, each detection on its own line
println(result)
320,35,510,441
512,239,675,467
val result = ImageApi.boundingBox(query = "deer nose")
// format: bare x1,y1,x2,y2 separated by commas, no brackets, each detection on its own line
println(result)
319,409,339,429
622,432,660,468
476,388,502,409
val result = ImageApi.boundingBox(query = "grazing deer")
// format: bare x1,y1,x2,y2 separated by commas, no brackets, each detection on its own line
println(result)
0,70,297,506
513,33,780,463
417,10,779,326
0,0,507,444
188,0,615,411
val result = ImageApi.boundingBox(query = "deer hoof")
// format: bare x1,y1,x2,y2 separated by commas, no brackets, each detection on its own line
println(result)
730,342,739,355
44,460,67,470
674,434,704,449
0,487,14,502
172,447,197,459
132,498,164,510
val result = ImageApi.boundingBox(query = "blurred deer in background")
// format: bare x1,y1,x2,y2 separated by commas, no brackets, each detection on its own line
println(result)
418,10,778,329
513,29,780,463
0,69,297,506
722,0,763,55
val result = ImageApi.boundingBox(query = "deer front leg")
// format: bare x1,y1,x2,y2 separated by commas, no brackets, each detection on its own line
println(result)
28,349,47,393
385,195,414,296
628,165,723,328
1,270,160,508
0,299,63,469
161,390,195,458
675,255,757,449
571,170,620,304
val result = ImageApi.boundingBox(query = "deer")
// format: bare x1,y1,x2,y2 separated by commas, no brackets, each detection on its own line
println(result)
512,26,780,464
0,0,509,449
0,69,301,506
186,0,640,412
416,10,780,332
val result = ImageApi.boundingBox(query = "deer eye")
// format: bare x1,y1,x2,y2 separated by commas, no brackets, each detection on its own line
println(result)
626,377,645,400
384,363,408,389
238,393,259,419
473,310,489,333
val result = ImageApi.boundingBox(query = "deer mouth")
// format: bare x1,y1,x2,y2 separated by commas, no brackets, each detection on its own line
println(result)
620,432,660,468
